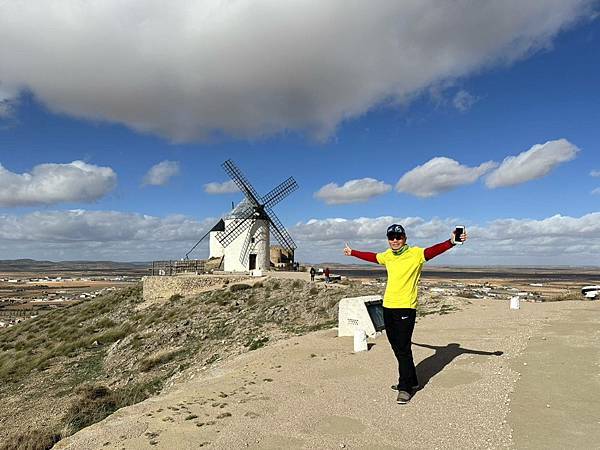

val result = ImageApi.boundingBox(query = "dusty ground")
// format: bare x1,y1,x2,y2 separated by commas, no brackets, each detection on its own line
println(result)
56,299,600,449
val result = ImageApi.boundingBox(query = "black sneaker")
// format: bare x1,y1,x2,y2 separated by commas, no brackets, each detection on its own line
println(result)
391,384,420,391
396,390,412,404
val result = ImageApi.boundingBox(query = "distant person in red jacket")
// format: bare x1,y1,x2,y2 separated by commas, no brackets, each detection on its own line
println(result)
324,267,330,283
343,224,467,404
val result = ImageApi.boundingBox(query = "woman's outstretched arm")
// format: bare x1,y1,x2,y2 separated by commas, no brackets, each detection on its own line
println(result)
424,230,469,261
343,243,378,263
424,240,453,261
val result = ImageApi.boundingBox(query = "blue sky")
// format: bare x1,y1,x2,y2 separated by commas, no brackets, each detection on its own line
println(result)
0,1,599,265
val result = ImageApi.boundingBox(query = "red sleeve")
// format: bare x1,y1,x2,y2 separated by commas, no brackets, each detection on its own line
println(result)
350,250,378,264
424,240,454,261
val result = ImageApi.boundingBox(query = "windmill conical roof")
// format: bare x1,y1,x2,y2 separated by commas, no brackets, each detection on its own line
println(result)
225,199,255,219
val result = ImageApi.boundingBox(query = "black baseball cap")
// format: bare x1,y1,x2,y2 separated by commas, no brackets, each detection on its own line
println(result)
386,224,406,237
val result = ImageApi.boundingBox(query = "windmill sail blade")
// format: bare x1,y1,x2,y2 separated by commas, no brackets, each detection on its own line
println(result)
239,226,253,266
261,177,298,209
269,221,296,254
185,221,219,259
266,206,296,251
216,210,255,247
222,159,262,206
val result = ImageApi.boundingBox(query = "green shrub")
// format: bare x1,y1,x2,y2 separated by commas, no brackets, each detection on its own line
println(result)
246,336,269,350
206,290,231,304
65,384,118,432
92,325,131,345
65,379,163,435
205,353,220,364
309,287,319,295
95,317,117,328
169,294,183,302
292,280,302,289
230,283,251,292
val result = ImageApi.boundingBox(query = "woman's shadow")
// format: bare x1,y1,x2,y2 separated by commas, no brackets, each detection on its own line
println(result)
413,342,503,390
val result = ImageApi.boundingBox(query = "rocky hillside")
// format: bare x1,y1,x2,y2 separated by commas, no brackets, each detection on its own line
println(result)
0,277,384,450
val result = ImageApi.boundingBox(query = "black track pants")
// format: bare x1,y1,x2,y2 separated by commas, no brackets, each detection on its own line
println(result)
383,307,418,391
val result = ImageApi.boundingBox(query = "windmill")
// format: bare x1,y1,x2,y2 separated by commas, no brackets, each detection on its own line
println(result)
187,159,298,272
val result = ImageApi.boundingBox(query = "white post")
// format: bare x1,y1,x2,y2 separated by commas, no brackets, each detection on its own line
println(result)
353,329,368,352
510,296,520,310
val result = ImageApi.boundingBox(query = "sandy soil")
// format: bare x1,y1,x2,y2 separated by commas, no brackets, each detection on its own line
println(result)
56,299,600,449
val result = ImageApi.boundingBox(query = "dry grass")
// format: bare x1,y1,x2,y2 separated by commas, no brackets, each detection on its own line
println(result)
139,349,184,372
0,277,385,449
0,428,61,450
545,290,583,302
64,379,163,433
229,283,252,292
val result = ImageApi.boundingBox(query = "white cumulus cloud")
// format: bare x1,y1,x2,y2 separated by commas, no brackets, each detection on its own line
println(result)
0,161,117,207
592,188,600,195
204,180,240,195
485,139,579,188
0,1,594,141
315,178,391,204
0,209,216,261
1,209,599,264
396,157,497,198
143,160,180,186
590,170,600,177
291,212,600,265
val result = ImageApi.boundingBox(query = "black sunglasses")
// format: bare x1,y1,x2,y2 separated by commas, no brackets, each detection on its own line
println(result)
387,233,406,241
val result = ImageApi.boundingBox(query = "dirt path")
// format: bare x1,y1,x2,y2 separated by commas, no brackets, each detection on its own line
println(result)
56,300,600,449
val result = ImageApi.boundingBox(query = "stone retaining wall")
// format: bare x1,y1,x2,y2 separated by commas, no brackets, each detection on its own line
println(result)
142,274,252,304
261,271,311,281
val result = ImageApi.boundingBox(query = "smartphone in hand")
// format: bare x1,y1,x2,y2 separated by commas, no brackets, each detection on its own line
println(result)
454,226,465,245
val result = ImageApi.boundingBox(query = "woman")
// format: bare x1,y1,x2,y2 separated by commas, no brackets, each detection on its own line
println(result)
343,224,467,404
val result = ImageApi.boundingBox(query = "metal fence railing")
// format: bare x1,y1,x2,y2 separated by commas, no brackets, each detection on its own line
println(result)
151,260,205,276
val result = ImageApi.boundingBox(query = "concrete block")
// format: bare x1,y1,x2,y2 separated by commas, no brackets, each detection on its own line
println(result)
338,295,384,337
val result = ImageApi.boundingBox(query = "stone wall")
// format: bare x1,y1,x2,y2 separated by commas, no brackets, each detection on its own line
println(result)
265,271,311,281
211,270,311,281
142,274,252,304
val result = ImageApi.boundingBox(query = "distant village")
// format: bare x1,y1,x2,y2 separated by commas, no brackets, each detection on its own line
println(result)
1,267,597,329
0,275,140,328
363,279,549,302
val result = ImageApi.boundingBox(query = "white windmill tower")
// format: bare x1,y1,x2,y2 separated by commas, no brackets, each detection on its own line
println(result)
190,159,298,272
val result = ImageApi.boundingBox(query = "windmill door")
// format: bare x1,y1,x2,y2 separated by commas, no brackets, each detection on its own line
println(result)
249,254,257,270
